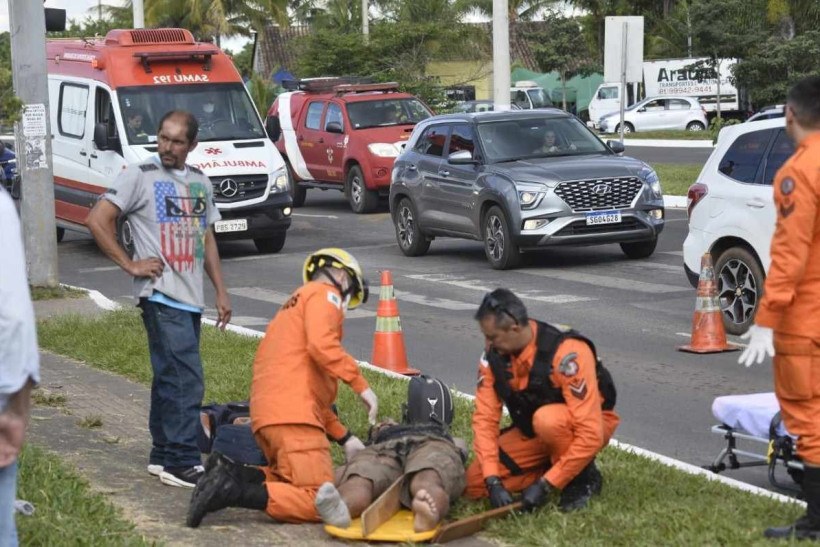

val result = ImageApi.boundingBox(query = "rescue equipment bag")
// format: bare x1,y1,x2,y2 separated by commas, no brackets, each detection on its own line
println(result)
403,375,454,427
197,401,251,454
211,424,268,466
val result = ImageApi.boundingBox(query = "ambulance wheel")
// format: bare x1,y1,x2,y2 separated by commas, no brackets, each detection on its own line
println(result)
286,161,306,207
346,165,379,214
714,246,764,335
254,232,286,254
117,216,135,258
56,227,65,243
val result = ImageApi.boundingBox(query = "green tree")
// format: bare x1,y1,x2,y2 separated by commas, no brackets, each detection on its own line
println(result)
228,41,255,79
247,73,281,116
468,0,558,22
0,33,22,129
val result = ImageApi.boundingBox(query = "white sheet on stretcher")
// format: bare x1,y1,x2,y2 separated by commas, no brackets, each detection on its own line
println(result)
712,392,791,438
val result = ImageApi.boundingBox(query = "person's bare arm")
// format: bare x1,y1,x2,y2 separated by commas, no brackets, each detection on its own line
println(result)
86,200,163,279
204,228,231,329
0,378,34,467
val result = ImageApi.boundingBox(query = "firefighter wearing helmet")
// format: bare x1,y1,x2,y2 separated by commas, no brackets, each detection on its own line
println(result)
188,248,378,527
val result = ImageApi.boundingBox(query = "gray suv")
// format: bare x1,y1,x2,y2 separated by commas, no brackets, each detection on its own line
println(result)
389,109,666,269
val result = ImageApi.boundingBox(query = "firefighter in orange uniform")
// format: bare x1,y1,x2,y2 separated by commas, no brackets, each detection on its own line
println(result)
466,289,619,512
738,76,820,540
187,248,378,527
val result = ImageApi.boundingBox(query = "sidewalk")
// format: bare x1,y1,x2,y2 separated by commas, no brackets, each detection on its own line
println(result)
30,295,490,546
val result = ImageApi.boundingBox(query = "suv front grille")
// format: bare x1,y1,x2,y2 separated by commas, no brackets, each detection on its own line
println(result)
211,174,268,203
555,177,644,212
557,217,643,236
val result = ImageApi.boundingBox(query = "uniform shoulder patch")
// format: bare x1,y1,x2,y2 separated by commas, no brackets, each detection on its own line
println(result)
780,177,795,196
139,163,158,172
327,291,342,309
558,352,579,377
569,378,588,400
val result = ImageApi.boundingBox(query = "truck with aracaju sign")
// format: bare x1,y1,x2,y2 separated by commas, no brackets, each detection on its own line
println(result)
46,28,292,254
265,79,434,213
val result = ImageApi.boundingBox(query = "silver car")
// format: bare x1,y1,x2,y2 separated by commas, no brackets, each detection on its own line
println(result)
598,96,709,133
389,110,666,269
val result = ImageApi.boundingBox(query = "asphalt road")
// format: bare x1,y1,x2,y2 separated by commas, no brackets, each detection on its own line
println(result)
57,190,784,494
624,145,713,165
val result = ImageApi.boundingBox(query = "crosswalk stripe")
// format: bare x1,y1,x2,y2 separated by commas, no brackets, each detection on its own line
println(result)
394,290,476,311
202,312,270,328
406,274,593,304
520,268,690,294
228,287,376,319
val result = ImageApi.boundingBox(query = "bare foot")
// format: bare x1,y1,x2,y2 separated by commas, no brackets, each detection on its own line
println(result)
412,488,440,532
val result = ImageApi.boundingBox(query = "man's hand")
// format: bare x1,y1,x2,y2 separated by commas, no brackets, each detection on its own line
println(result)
343,435,366,461
521,478,551,512
215,291,232,330
0,413,27,467
738,325,775,367
358,388,378,425
127,257,164,280
485,476,514,508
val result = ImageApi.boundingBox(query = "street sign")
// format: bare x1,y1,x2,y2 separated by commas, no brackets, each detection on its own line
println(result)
604,16,644,84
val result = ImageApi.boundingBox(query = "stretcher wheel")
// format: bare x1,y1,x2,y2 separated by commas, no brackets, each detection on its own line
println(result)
324,509,439,542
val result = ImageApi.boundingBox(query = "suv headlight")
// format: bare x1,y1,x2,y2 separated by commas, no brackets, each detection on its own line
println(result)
517,184,546,210
269,168,289,193
368,143,401,157
643,169,662,196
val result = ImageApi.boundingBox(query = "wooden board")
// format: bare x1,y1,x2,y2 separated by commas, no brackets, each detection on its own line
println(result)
361,476,404,537
433,502,523,544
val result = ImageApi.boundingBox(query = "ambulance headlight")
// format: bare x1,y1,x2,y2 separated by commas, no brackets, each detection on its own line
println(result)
269,168,289,193
368,143,401,158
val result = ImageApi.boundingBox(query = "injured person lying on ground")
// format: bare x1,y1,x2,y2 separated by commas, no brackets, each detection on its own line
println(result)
315,418,467,533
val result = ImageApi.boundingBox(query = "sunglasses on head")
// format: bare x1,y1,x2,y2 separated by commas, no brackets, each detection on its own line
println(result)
481,293,518,325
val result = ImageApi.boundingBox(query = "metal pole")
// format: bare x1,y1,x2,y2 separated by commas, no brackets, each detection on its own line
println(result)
133,0,145,29
8,0,59,287
492,0,511,111
362,0,369,43
618,22,627,143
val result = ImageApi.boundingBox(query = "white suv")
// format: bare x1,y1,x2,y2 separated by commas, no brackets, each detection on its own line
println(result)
682,117,794,334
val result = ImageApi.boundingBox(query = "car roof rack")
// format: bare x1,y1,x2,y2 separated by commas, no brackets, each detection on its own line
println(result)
333,82,400,95
282,77,374,93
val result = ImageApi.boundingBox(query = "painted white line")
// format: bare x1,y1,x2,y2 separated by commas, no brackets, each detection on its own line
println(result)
228,287,376,319
662,251,684,257
521,269,690,294
637,261,685,274
223,243,397,263
663,195,688,209
394,290,476,311
292,213,339,219
203,311,270,328
78,266,122,273
406,274,592,304
75,283,803,508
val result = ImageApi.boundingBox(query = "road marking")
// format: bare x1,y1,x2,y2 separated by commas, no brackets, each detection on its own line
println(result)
292,213,339,219
406,274,592,304
223,243,397,263
228,287,376,319
78,265,121,273
661,251,684,257
203,311,270,327
521,269,690,294
394,290,476,311
633,261,686,274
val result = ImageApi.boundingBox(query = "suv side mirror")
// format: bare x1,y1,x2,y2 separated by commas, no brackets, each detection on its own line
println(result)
265,116,281,141
607,140,625,154
94,123,110,151
638,107,647,113
448,150,478,165
325,121,343,134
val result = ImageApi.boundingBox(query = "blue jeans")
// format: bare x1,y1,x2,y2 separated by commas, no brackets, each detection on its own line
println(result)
0,462,18,547
139,300,204,468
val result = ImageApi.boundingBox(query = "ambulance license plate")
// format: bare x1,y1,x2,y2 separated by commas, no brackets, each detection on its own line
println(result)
585,210,621,226
214,219,248,233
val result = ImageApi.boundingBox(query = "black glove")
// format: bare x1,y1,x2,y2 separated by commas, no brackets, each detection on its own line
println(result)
521,478,551,512
485,476,514,508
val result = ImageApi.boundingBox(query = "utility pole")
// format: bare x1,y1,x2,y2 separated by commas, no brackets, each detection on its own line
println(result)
492,0,511,111
362,0,369,43
8,0,59,287
133,0,145,28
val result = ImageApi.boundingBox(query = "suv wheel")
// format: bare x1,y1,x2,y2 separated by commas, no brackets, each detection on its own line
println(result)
254,232,287,254
346,165,379,214
687,121,706,132
615,122,634,134
620,238,657,259
714,247,764,335
484,205,520,270
394,197,430,256
286,161,306,207
117,216,135,258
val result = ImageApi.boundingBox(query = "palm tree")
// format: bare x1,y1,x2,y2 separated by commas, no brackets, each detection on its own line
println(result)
469,0,558,22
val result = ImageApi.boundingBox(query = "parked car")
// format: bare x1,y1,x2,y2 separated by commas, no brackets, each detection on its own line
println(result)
598,96,708,134
682,117,793,334
389,109,666,269
745,104,785,123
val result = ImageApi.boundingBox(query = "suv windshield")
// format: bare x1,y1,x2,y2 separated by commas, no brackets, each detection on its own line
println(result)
118,83,266,144
477,116,609,163
347,98,432,130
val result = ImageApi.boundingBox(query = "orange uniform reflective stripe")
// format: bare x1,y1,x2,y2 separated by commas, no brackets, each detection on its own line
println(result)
755,133,820,335
250,281,369,436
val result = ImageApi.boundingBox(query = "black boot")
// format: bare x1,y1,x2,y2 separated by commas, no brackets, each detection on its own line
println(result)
765,466,820,540
559,460,603,512
187,452,268,528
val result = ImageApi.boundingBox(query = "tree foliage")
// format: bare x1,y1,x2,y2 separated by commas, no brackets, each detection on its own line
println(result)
0,33,22,128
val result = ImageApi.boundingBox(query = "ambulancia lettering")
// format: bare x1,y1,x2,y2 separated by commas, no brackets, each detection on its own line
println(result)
192,160,267,170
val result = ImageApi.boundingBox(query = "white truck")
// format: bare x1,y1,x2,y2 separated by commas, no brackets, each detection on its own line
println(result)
587,58,741,128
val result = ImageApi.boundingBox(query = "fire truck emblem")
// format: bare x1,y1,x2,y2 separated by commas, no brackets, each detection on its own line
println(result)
327,147,334,164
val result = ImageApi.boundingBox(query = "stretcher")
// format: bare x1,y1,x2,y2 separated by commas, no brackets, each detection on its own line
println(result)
706,392,804,492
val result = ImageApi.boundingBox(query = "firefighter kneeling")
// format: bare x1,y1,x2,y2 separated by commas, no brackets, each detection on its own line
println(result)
466,288,619,512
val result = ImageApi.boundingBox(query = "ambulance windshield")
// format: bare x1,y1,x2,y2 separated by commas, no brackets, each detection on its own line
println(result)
118,83,266,144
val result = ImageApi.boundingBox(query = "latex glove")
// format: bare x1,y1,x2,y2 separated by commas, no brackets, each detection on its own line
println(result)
738,325,775,367
485,476,514,509
343,435,366,461
521,478,551,512
358,388,378,425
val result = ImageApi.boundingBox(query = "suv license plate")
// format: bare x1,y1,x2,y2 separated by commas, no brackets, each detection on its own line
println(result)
585,210,621,226
214,219,248,233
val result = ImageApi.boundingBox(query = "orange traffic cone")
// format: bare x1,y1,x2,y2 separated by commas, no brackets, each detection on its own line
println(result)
678,253,740,354
371,270,419,375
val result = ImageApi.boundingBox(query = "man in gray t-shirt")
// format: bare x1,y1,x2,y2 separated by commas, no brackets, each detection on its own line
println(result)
87,110,231,489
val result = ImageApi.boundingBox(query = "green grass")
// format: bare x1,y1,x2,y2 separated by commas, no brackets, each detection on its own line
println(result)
37,311,805,545
17,444,154,546
602,130,713,140
30,285,86,301
654,163,702,196
31,388,67,407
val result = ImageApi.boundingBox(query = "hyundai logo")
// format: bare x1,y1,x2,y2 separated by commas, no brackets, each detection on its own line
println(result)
592,183,611,195
219,178,239,198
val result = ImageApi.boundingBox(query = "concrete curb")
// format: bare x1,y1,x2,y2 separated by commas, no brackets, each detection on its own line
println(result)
68,285,804,510
663,195,688,209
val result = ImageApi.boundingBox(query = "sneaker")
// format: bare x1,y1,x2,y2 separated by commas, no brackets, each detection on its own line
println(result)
187,453,244,528
160,465,205,488
559,461,603,512
147,464,164,477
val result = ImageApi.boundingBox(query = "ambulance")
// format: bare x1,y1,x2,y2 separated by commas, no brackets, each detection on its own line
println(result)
46,28,292,254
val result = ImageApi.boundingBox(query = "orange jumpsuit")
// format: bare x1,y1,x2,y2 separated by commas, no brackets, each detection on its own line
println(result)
250,281,370,522
754,133,820,465
466,320,619,496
